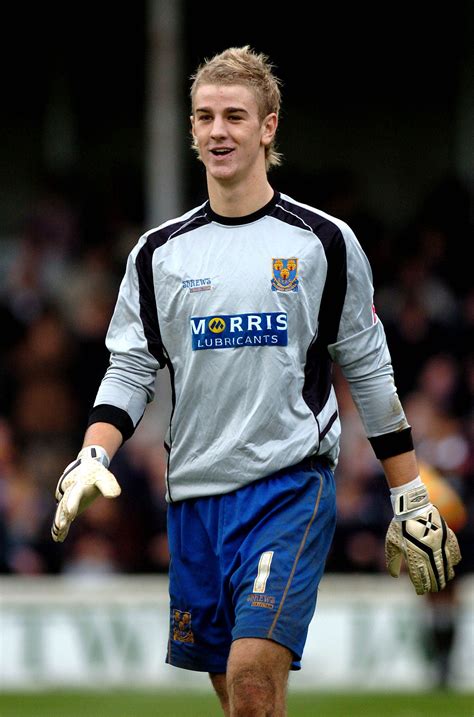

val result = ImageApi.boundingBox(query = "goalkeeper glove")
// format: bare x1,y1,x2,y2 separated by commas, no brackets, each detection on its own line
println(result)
51,445,121,543
385,476,461,595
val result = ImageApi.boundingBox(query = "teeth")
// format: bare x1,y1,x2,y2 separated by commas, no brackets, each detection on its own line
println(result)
212,149,231,155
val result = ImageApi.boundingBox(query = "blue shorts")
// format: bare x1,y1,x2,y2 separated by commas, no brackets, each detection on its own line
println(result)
166,457,336,673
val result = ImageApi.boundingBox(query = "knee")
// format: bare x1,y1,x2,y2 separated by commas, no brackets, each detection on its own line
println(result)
228,667,276,716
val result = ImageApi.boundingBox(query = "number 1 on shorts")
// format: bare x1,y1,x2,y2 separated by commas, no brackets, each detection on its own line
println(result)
253,551,274,593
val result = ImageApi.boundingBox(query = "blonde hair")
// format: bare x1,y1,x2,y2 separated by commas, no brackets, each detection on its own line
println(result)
190,46,283,170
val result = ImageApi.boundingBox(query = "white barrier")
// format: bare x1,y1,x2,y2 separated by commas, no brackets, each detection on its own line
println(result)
1,574,472,690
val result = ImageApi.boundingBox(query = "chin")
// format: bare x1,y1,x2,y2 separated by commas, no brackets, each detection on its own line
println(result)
208,166,239,182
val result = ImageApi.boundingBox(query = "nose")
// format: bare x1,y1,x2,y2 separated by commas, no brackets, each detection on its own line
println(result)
210,115,227,140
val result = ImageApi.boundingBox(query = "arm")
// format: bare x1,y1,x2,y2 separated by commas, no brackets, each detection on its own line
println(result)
380,450,419,488
327,223,461,593
83,422,123,462
52,235,165,542
337,341,461,594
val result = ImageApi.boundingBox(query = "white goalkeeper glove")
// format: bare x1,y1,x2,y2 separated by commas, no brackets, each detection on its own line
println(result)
51,445,121,543
385,476,461,594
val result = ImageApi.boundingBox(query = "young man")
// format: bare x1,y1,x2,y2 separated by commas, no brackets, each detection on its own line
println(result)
52,47,461,716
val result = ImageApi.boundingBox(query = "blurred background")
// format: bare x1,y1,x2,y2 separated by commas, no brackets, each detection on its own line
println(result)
0,0,473,706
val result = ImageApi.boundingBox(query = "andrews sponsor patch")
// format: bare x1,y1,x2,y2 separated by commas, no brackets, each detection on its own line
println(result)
191,312,288,350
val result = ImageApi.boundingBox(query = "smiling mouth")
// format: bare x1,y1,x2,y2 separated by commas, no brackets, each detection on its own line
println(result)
210,148,234,156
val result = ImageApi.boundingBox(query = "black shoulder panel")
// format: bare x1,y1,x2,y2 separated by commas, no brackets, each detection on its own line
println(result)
135,210,210,366
273,198,348,419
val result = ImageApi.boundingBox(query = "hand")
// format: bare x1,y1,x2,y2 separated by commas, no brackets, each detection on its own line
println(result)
386,482,461,594
51,446,121,543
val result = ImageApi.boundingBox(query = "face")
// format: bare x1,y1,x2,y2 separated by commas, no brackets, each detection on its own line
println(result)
191,84,277,186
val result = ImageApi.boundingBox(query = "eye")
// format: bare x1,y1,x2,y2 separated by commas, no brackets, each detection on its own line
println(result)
228,115,243,121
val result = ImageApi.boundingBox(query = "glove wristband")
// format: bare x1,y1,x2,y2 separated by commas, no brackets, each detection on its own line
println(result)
390,476,432,522
78,445,110,469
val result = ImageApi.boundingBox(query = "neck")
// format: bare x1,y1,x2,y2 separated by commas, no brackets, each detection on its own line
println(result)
207,174,274,218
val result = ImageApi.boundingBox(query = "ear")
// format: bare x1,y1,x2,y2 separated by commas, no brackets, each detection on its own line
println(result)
190,115,196,138
261,113,278,148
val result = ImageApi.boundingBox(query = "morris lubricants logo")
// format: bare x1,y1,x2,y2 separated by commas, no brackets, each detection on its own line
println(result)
191,312,288,351
208,317,226,333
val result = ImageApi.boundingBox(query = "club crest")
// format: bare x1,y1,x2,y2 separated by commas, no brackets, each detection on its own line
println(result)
271,258,299,292
172,609,194,643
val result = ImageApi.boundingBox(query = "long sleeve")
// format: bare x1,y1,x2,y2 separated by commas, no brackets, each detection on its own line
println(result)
88,236,165,441
327,226,411,457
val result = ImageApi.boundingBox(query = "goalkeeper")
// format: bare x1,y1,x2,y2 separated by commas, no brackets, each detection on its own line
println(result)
51,46,461,717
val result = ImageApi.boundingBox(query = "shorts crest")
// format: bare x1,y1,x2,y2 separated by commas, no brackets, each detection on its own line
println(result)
172,609,194,643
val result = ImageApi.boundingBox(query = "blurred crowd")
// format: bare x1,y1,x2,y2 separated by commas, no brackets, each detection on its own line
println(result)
0,170,472,582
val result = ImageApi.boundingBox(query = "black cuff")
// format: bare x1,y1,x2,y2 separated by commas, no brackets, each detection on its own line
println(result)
368,427,413,459
88,404,135,443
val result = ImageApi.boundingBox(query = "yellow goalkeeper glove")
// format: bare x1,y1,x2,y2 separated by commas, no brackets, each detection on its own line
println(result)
385,477,461,595
51,446,121,543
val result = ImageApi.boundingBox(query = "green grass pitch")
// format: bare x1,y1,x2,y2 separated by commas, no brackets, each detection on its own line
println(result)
0,690,472,717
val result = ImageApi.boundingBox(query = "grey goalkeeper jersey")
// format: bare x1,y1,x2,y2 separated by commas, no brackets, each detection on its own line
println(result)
91,191,411,502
